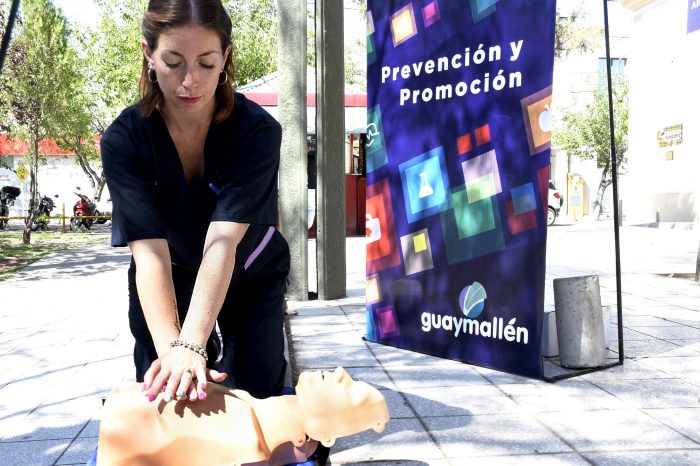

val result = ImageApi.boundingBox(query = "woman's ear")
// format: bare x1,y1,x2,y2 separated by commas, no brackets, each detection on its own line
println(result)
223,44,232,66
142,39,154,63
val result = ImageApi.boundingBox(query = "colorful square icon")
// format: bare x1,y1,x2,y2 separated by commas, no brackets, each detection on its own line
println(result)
511,183,536,215
375,305,400,339
457,133,472,155
366,178,402,274
366,274,382,305
506,200,538,235
461,149,503,199
400,229,435,275
390,3,418,47
470,0,499,23
441,188,505,264
452,188,496,238
399,146,452,223
521,86,553,155
422,1,440,27
366,106,387,172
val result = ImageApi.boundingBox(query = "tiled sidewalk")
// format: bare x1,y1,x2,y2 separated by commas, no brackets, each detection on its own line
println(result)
0,223,698,465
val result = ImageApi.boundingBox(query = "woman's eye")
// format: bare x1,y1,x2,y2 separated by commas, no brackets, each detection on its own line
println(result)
200,63,216,70
164,62,180,69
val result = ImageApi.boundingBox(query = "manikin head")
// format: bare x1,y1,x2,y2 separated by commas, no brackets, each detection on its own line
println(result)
295,367,390,447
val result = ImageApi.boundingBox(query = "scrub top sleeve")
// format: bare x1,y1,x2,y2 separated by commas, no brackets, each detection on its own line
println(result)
212,120,281,225
101,121,167,246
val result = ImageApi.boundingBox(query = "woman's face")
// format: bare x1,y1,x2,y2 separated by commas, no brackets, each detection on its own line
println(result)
143,25,231,118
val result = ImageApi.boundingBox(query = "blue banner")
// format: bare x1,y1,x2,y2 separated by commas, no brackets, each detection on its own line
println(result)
365,0,556,378
689,0,700,34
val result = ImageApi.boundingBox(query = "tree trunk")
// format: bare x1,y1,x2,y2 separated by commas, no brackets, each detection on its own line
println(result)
593,158,611,220
23,133,39,244
72,139,106,199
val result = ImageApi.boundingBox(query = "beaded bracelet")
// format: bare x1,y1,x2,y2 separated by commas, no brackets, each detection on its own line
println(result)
170,339,208,362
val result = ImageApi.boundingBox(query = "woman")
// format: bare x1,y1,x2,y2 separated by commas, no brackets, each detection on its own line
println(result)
101,0,289,404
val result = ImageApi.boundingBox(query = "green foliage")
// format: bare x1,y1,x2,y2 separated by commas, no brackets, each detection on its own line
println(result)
554,78,629,170
225,0,278,87
554,76,629,218
0,0,84,242
554,5,600,59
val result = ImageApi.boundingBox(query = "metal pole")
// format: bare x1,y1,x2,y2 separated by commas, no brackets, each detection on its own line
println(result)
603,0,624,363
0,0,21,73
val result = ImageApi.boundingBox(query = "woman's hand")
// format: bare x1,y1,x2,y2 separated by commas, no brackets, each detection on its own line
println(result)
142,351,227,403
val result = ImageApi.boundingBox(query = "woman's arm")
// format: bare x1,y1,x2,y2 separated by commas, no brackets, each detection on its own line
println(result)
143,221,249,403
129,238,180,356
179,221,249,350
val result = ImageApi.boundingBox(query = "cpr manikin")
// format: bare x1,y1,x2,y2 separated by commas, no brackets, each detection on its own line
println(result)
96,367,390,465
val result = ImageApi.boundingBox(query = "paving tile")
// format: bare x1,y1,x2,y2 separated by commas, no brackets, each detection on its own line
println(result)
449,453,589,465
580,359,672,381
608,338,682,358
329,461,448,466
402,384,521,417
639,356,700,379
630,326,700,340
594,378,700,409
472,365,537,385
288,314,354,328
329,418,445,463
380,389,414,419
0,439,69,465
290,328,367,351
499,380,628,413
386,363,489,390
4,397,99,442
424,413,572,458
583,449,700,465
535,409,698,452
369,344,462,367
342,367,396,390
290,306,347,316
55,436,98,465
293,349,379,370
642,408,700,443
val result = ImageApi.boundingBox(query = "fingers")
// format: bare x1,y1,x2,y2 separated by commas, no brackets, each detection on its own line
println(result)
175,369,194,401
195,367,208,401
142,359,161,395
206,368,228,383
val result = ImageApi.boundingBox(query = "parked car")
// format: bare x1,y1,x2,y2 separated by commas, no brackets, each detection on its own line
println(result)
94,198,112,225
548,181,563,226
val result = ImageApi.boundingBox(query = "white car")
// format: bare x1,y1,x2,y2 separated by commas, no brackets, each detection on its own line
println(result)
548,181,563,226
94,198,112,225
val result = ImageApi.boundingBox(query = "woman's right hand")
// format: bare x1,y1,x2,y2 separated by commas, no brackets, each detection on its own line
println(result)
142,356,227,403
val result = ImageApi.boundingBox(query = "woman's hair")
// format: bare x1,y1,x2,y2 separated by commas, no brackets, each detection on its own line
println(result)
137,0,235,123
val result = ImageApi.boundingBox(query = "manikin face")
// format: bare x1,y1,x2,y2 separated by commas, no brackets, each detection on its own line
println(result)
142,25,231,118
296,367,389,447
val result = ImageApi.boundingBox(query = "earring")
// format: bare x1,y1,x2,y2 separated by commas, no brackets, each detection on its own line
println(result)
147,62,158,83
218,70,228,86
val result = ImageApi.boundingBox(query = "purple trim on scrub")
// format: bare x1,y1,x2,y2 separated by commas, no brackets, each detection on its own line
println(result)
244,226,275,270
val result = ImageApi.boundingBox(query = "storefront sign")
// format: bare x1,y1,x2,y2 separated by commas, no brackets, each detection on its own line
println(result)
366,0,556,378
657,124,683,148
689,0,700,34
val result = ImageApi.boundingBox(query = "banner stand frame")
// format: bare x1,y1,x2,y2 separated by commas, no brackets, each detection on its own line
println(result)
543,0,625,383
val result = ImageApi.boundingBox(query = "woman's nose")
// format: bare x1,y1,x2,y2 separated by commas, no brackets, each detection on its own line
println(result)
182,66,198,88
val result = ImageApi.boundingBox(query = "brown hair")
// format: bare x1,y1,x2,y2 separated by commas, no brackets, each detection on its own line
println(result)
137,0,235,123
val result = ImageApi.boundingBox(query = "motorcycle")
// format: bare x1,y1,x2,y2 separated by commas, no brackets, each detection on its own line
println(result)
70,189,99,232
30,194,58,231
0,185,21,230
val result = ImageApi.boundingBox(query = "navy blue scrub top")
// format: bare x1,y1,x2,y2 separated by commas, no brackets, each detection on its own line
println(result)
101,93,281,272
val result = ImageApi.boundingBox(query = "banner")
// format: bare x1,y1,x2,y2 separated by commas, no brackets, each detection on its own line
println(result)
365,0,556,378
689,0,700,34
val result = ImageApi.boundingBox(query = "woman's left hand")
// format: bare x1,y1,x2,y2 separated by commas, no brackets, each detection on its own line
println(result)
142,351,227,403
